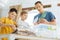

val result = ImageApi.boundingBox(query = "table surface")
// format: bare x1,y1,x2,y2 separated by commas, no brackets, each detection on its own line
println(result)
0,34,59,40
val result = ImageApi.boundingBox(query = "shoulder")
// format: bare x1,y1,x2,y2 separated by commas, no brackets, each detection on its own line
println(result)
0,17,7,20
46,11,54,16
34,14,40,18
46,11,56,19
0,17,7,22
45,11,51,13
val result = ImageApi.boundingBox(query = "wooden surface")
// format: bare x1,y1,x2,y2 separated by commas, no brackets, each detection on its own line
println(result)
0,34,59,40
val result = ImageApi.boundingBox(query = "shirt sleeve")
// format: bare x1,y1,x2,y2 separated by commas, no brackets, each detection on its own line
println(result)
0,17,6,23
49,12,56,21
33,15,38,23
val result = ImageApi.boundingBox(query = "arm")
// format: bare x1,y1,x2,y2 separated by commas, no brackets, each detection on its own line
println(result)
0,22,17,30
38,12,56,25
48,12,56,25
0,21,3,26
38,18,56,25
48,19,56,25
33,15,39,25
0,21,17,30
0,17,17,32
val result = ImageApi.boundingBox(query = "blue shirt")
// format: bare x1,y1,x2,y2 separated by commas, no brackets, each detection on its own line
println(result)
33,11,56,23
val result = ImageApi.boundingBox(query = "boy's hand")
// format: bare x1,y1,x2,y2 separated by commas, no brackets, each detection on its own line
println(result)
0,22,4,27
9,24,16,30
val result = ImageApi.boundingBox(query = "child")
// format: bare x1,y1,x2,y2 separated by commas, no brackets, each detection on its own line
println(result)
17,11,30,31
0,8,17,40
16,11,33,40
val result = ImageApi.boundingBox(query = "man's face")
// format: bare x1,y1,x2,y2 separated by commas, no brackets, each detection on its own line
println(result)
9,12,17,20
21,13,28,21
35,3,43,12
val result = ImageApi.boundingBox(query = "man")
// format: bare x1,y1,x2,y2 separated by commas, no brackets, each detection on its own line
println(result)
0,8,17,40
33,1,56,25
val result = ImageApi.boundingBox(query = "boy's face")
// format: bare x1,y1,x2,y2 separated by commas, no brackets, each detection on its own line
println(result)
9,12,17,20
35,3,43,12
21,13,28,21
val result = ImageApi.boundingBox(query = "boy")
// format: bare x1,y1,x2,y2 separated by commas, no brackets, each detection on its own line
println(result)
0,8,17,40
16,11,33,40
17,11,30,31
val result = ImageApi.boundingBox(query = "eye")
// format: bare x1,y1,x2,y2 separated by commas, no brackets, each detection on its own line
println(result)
11,14,14,15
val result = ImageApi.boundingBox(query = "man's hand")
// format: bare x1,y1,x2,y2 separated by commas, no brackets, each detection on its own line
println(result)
38,18,49,24
38,18,56,25
34,18,56,25
34,19,49,25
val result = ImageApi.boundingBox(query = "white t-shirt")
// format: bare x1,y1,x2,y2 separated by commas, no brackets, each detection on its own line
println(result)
17,18,30,31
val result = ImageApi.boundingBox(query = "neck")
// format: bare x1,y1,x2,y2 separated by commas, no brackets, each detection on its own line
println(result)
39,9,44,14
8,16,14,21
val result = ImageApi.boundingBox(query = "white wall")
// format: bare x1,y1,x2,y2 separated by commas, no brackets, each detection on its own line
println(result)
0,0,59,17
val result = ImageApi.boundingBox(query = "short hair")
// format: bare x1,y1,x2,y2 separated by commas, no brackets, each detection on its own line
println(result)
35,1,42,5
9,8,17,14
20,11,27,16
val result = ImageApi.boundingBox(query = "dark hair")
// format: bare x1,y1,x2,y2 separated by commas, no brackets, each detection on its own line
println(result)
20,11,27,15
35,1,42,5
9,8,17,14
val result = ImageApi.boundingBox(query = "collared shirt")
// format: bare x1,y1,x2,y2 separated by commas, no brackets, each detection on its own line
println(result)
33,11,56,23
